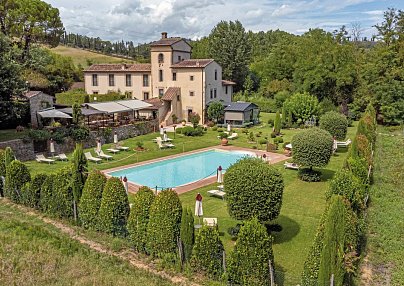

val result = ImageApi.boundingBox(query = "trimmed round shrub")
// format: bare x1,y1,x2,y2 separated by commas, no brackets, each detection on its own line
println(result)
127,186,155,253
5,160,30,203
298,168,322,182
319,111,348,140
180,207,195,262
191,225,224,278
180,126,204,136
327,169,366,213
292,127,333,171
79,170,107,229
21,173,48,209
53,167,74,219
147,189,182,257
228,218,274,286
98,177,130,236
40,174,56,214
224,158,284,223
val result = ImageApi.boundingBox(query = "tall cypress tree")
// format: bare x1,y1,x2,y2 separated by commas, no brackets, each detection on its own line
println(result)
71,143,88,222
180,207,194,262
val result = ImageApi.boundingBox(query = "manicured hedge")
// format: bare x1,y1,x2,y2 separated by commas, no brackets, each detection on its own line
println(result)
224,157,284,223
228,218,274,285
127,186,155,252
4,160,31,203
180,207,194,262
191,225,224,278
98,177,130,236
53,167,75,219
21,173,48,209
319,111,349,140
40,174,56,214
0,149,5,197
79,170,107,229
55,89,126,105
147,189,182,257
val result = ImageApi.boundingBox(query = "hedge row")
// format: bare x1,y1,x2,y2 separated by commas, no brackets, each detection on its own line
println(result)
302,104,377,285
55,89,127,105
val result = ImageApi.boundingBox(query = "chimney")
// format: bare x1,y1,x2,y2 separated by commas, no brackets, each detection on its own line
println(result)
196,61,200,66
121,64,127,70
161,32,167,39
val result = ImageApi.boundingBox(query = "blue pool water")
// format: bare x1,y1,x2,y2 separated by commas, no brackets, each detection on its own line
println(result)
108,149,253,188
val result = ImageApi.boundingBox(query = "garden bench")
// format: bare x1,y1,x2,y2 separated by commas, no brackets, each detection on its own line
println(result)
203,217,217,227
284,162,300,170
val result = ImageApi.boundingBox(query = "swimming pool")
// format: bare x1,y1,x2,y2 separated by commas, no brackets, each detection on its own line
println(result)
108,149,253,189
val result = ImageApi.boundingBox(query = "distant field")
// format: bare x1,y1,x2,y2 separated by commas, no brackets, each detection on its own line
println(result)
50,45,134,67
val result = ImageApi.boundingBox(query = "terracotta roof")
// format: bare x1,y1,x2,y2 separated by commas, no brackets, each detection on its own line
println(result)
69,82,85,90
150,37,183,47
222,80,236,86
171,59,214,68
144,98,164,110
84,64,151,72
23,91,42,99
162,87,180,101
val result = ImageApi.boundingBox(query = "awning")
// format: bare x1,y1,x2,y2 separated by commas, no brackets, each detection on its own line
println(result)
116,99,152,110
85,102,132,114
57,107,106,116
37,109,72,119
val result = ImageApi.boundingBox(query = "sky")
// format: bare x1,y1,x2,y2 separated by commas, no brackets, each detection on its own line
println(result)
44,0,402,43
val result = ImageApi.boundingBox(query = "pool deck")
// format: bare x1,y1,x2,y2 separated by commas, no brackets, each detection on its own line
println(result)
102,145,289,195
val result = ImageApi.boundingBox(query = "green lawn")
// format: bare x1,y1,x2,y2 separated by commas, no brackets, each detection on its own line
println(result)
0,129,29,142
360,128,404,285
50,45,134,68
0,202,174,286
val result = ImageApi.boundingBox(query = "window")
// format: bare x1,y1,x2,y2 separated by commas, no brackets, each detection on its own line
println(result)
210,89,213,99
143,92,149,100
159,89,164,98
108,74,115,86
159,70,163,82
93,91,98,95
143,74,149,87
158,53,164,63
189,91,195,97
172,72,177,81
178,55,181,62
92,74,98,86
177,95,180,101
126,74,132,86
41,101,50,108
190,75,194,81
225,86,228,94
214,88,217,98
215,69,217,80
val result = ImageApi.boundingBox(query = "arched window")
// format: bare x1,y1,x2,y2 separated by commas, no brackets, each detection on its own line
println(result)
158,53,164,63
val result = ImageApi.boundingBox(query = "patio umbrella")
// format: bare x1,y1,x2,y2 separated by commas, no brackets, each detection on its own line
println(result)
195,193,203,217
49,139,55,154
163,132,168,142
96,139,102,153
123,176,128,194
114,131,118,144
227,123,231,132
160,125,164,135
217,166,223,184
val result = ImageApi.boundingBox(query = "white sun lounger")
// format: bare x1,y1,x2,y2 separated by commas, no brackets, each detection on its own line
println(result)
208,189,226,200
107,148,120,154
336,139,352,148
115,145,129,151
157,137,175,149
227,133,238,140
56,153,68,161
85,152,102,164
284,162,300,170
95,149,113,160
36,154,55,164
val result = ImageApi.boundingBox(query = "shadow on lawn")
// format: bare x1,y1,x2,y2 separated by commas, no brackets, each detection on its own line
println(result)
319,168,336,181
267,215,300,244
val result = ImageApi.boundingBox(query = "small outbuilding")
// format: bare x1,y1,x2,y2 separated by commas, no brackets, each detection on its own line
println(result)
224,102,259,127
23,91,54,128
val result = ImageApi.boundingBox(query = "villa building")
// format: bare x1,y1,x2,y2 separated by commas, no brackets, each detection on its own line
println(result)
84,32,235,125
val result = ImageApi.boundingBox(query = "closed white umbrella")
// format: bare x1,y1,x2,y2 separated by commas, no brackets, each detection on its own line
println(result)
114,131,118,144
160,125,164,135
123,176,128,194
96,139,102,153
217,166,223,184
195,193,203,216
227,123,231,132
50,139,55,154
163,132,168,142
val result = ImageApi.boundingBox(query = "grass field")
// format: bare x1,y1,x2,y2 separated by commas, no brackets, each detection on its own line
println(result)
0,202,174,286
0,129,29,142
360,128,404,285
50,45,134,67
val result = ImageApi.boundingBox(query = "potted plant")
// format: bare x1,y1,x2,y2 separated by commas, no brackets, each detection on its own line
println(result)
181,119,186,126
135,141,144,151
220,132,229,146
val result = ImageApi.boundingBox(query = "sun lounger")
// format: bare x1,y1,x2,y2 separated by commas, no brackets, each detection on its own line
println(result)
203,217,218,227
56,153,68,161
228,132,238,140
156,137,174,149
107,148,120,154
85,152,102,164
36,154,55,164
336,139,352,148
208,189,226,200
115,145,129,151
284,162,300,170
95,149,113,160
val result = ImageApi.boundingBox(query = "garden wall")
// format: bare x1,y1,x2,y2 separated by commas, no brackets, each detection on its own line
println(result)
0,139,35,161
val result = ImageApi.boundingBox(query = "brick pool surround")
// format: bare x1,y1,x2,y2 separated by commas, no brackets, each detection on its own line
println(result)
102,145,289,194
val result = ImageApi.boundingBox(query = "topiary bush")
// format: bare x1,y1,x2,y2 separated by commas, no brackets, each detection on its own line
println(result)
4,160,31,203
71,143,88,221
40,174,56,214
319,111,349,140
79,170,107,229
147,189,182,257
127,186,155,253
52,167,74,219
227,218,274,286
21,173,48,209
298,168,322,182
180,126,204,136
327,169,366,213
98,177,130,236
0,149,5,197
345,156,369,184
292,128,333,180
224,157,284,223
191,225,224,278
180,207,194,262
